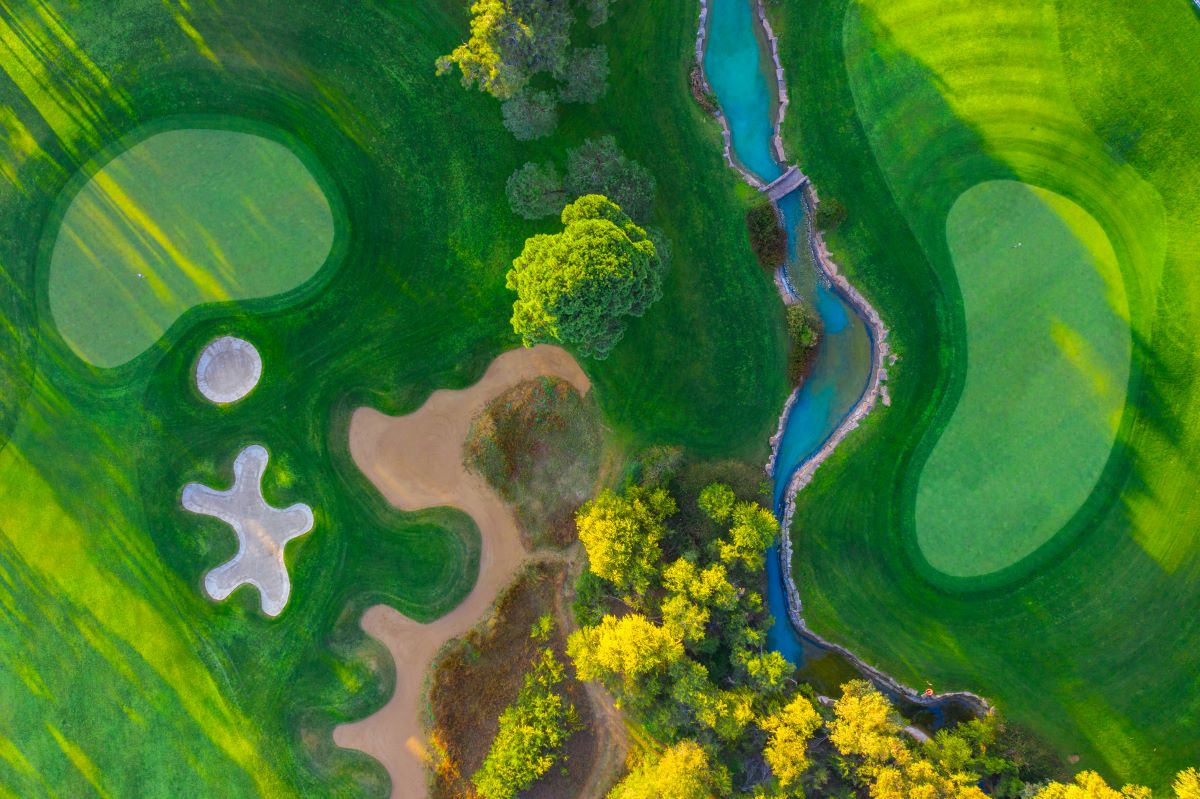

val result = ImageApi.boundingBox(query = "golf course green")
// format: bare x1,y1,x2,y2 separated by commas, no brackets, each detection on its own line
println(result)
0,0,787,795
916,180,1129,577
771,0,1200,786
48,125,337,367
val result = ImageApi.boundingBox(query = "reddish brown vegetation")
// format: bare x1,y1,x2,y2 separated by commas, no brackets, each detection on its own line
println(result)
427,562,599,799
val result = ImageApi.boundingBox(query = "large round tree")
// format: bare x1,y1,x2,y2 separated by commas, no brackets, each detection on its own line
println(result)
506,194,662,359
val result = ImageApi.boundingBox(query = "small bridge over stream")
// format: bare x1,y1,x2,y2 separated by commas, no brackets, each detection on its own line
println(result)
764,165,806,201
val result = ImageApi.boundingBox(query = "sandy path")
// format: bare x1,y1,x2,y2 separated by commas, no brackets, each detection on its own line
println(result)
553,555,628,799
333,345,591,799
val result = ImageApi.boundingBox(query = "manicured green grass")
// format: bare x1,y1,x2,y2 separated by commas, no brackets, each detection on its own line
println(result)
771,0,1200,787
916,180,1129,577
48,125,338,368
0,0,787,795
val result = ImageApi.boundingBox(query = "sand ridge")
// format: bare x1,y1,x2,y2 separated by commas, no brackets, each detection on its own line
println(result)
334,345,590,799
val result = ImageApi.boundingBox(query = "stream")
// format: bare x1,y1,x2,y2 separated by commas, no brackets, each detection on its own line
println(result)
701,0,974,727
702,0,871,681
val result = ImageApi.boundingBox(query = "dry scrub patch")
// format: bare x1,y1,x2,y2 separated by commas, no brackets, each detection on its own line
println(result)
428,560,610,799
464,377,604,550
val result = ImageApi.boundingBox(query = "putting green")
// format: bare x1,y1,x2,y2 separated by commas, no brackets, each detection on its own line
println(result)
48,127,336,368
915,180,1129,576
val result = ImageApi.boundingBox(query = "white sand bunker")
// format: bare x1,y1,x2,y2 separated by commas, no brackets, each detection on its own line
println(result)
196,336,262,404
182,444,314,616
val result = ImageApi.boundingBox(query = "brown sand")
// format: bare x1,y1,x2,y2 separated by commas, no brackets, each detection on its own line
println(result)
333,345,591,799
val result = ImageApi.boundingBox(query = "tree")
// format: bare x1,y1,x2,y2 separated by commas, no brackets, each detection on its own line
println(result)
871,759,989,799
718,501,777,569
506,161,566,219
566,136,657,222
501,89,558,140
575,485,674,594
786,304,819,385
736,649,792,703
436,0,572,100
567,613,683,693
697,482,737,523
435,0,534,99
559,45,609,103
1033,772,1152,799
507,194,662,359
473,626,578,799
1176,769,1200,799
829,680,906,764
582,0,613,27
608,740,731,799
761,694,822,793
661,558,738,644
746,200,786,272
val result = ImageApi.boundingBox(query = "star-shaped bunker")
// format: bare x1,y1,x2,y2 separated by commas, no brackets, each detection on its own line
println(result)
182,445,314,616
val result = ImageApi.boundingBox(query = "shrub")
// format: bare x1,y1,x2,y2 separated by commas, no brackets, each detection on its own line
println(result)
566,136,656,222
814,197,848,231
746,201,787,272
472,636,578,799
506,161,567,219
558,45,609,104
786,303,820,386
501,89,558,140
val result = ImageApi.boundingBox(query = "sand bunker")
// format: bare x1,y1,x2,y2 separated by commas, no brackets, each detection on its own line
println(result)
334,345,590,799
196,336,262,404
182,444,314,616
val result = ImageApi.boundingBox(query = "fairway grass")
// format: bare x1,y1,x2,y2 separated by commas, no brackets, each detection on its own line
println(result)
772,0,1200,785
48,125,338,367
916,180,1129,577
0,0,787,794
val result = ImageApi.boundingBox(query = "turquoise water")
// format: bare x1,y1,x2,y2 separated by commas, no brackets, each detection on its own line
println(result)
702,0,873,670
702,0,783,182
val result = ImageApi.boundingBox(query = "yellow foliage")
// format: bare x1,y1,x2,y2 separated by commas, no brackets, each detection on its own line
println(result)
761,694,822,790
1034,771,1152,799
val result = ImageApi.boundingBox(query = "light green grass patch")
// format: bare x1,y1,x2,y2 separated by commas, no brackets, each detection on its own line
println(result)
48,127,335,367
915,180,1129,576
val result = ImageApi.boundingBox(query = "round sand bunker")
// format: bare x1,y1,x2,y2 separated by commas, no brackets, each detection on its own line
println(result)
196,336,262,404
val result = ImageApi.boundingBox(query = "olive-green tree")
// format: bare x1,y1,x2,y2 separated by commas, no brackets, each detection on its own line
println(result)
507,194,661,358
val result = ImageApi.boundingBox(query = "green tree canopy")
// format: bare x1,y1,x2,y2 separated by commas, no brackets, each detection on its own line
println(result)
506,161,566,219
566,136,657,222
501,89,558,140
507,194,662,358
607,740,731,799
575,484,675,594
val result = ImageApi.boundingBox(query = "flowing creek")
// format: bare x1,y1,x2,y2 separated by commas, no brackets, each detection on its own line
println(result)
700,0,982,726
